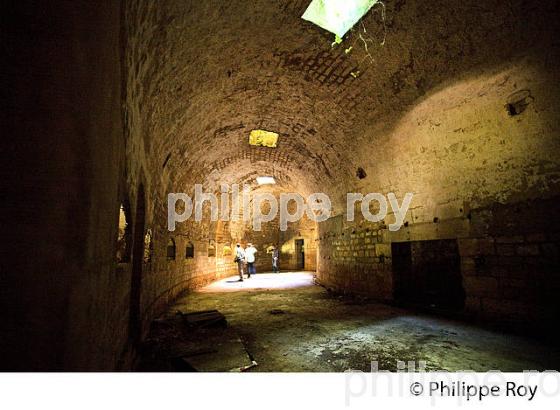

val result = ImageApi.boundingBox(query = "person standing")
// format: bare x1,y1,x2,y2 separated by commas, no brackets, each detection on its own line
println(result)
245,243,257,278
234,243,246,281
271,245,279,273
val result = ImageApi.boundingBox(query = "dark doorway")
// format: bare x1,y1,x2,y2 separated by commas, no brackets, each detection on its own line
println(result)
295,239,305,270
129,185,146,343
392,239,465,311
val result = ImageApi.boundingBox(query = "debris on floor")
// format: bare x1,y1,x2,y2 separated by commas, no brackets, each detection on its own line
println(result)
229,360,258,372
162,273,560,372
178,309,227,328
137,309,256,372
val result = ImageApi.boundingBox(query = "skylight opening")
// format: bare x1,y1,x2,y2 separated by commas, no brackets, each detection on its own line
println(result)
249,130,279,147
256,176,276,186
301,0,378,38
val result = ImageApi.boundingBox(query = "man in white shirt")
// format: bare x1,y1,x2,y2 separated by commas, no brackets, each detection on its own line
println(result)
245,243,258,278
235,243,246,281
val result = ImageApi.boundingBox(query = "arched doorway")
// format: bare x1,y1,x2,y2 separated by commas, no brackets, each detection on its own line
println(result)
129,184,146,343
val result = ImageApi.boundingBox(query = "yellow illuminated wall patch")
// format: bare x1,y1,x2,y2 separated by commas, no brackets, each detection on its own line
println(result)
249,130,279,148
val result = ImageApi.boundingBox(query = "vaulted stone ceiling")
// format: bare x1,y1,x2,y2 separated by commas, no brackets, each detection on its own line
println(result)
123,0,558,209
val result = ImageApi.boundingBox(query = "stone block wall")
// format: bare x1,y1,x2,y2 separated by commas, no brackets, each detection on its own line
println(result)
238,191,319,273
317,197,560,332
139,236,238,333
317,216,393,301
5,0,559,372
315,52,560,332
459,233,560,328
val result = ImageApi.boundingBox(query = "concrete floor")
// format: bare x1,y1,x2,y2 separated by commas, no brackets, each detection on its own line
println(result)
168,272,560,372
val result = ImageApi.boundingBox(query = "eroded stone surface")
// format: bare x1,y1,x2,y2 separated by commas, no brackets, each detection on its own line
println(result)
4,0,560,371
170,273,560,372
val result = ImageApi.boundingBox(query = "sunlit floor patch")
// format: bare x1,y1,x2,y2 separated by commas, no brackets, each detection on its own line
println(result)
166,272,560,372
198,272,315,293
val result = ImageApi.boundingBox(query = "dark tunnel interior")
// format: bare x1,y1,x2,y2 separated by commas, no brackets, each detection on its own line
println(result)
2,0,560,372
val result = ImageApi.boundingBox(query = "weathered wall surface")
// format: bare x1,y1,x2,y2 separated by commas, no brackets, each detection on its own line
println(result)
121,0,559,339
239,193,318,272
317,58,560,330
3,0,560,371
318,215,394,301
278,215,318,272
246,216,317,273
